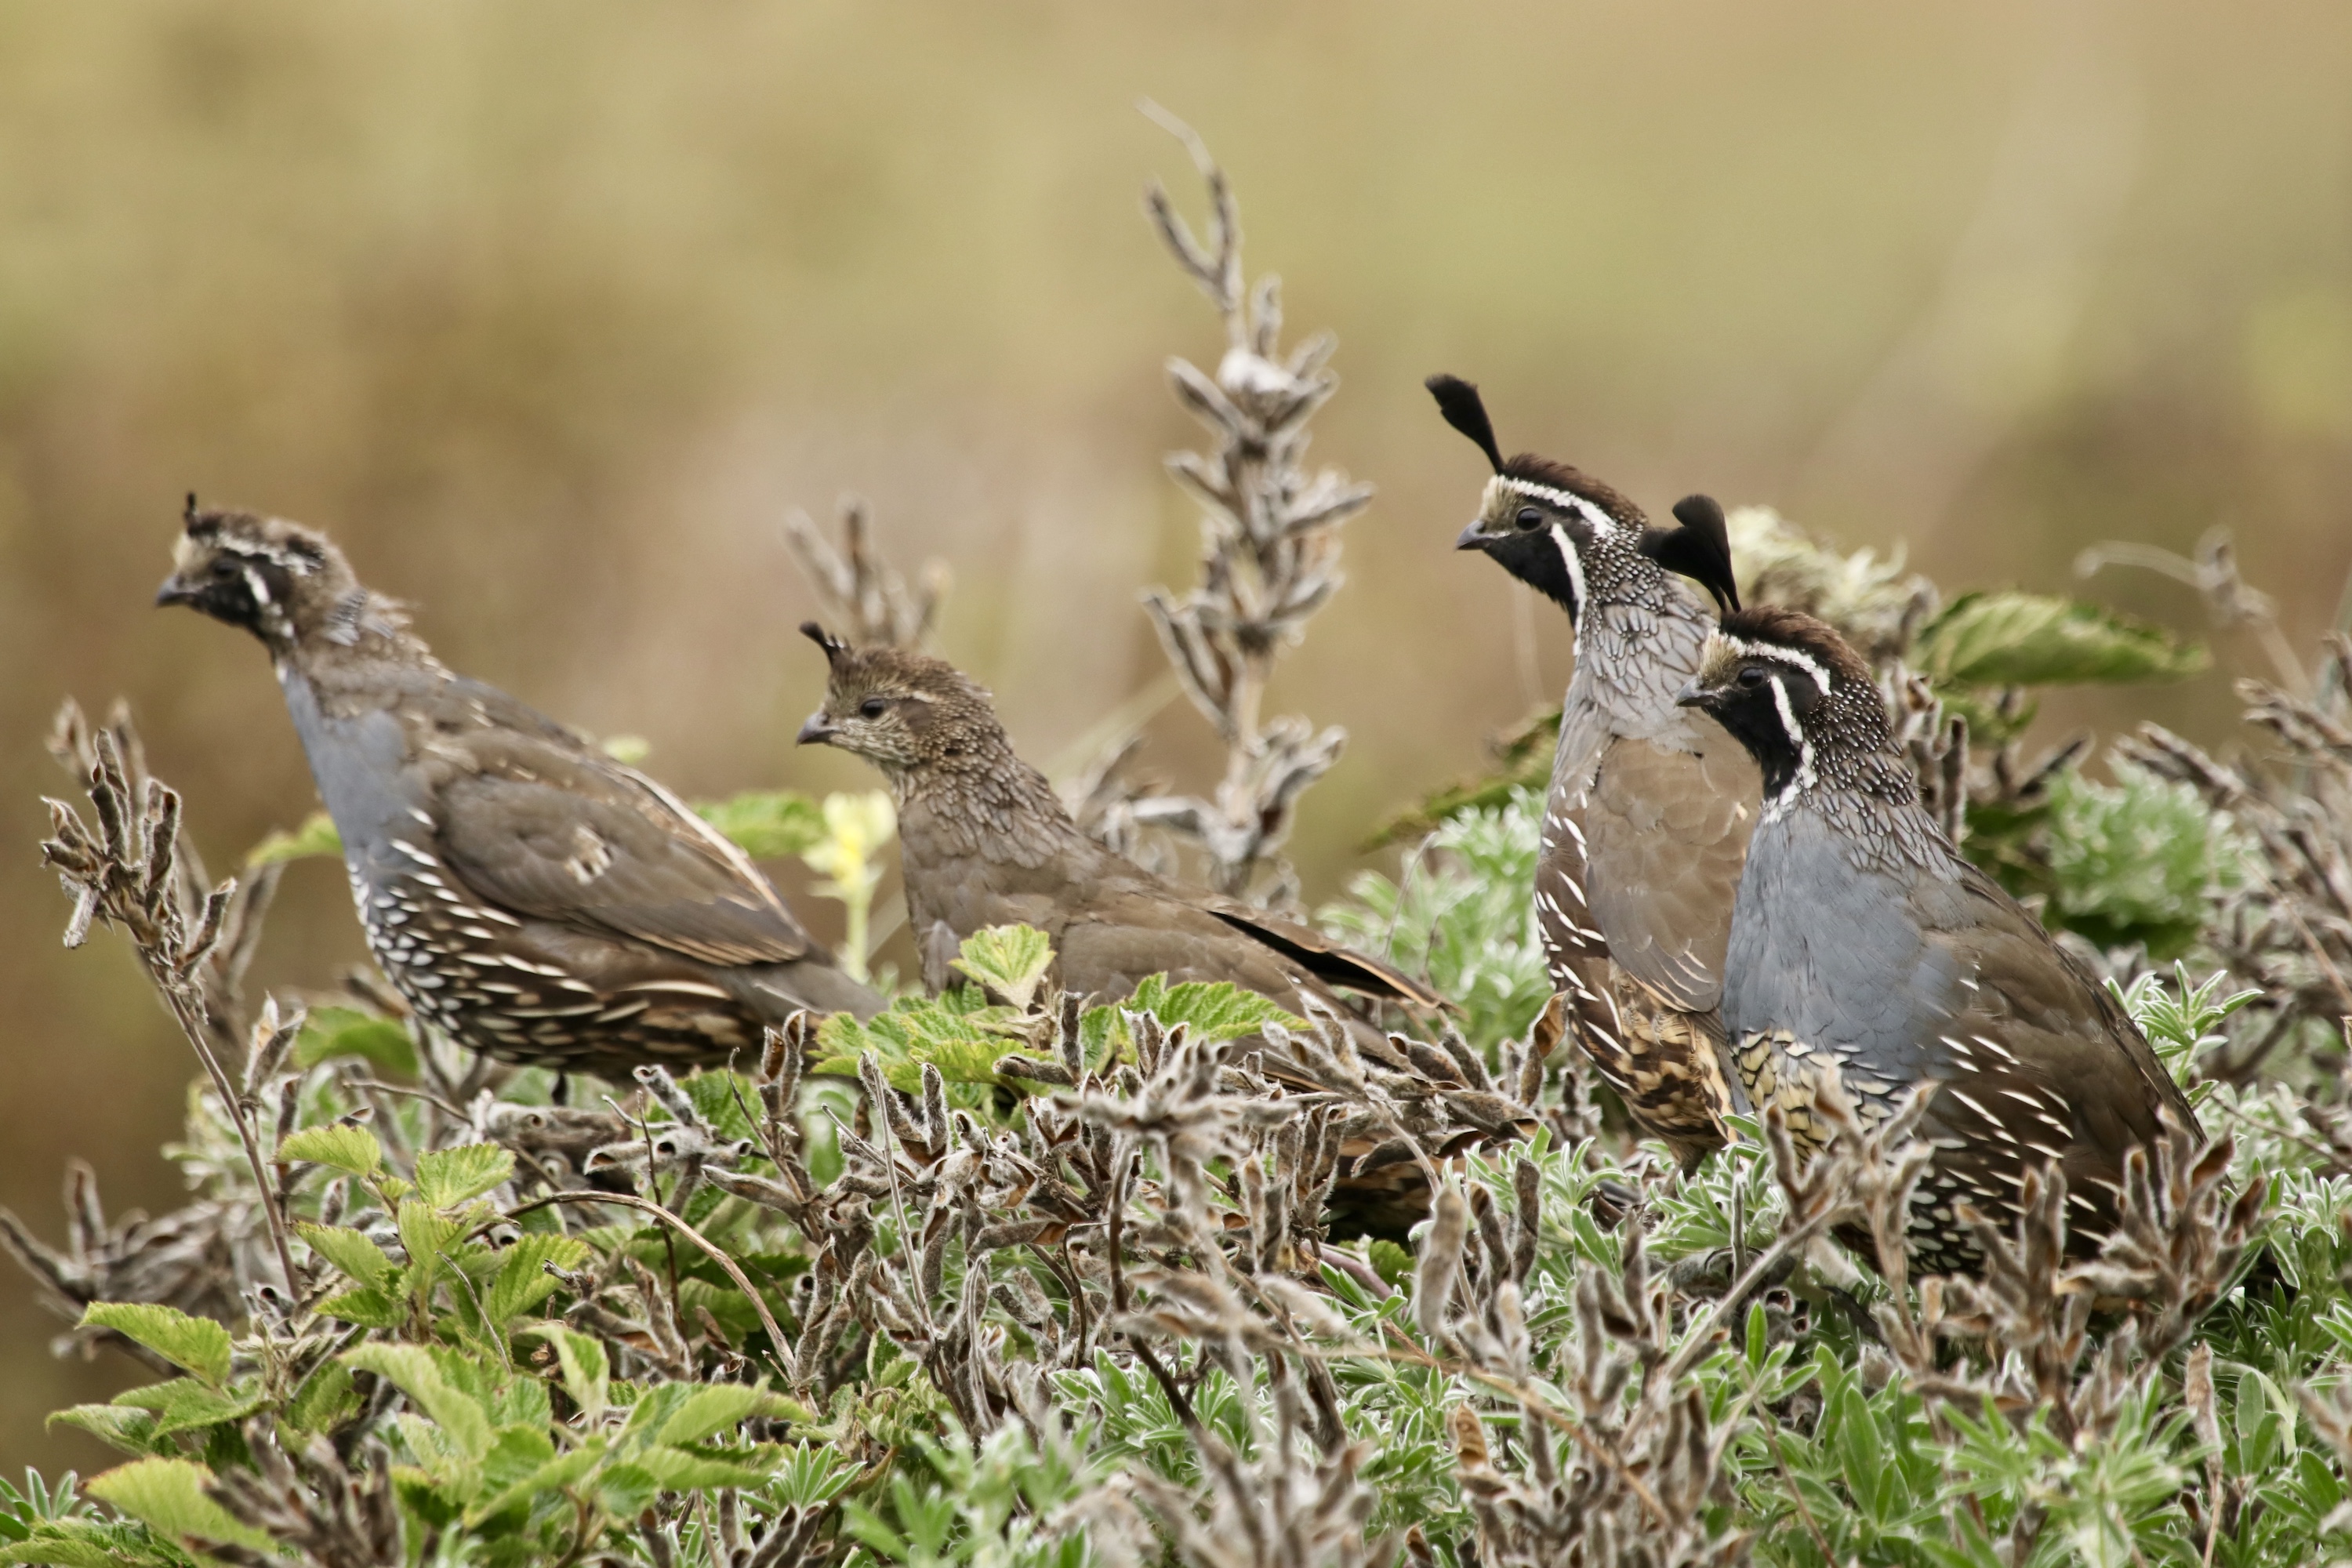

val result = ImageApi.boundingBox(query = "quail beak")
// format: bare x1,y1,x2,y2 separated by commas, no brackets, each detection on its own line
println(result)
1674,679,1715,710
795,711,837,746
1454,521,1494,552
155,573,199,608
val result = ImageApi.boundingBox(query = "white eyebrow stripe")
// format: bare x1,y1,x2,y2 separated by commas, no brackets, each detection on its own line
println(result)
1491,474,1620,538
1704,632,1835,694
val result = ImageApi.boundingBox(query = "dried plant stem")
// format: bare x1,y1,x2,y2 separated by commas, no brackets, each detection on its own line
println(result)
160,973,303,1302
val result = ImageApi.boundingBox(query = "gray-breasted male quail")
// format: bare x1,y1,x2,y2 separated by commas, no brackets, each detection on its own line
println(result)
1676,606,2199,1270
793,627,1499,1237
158,502,883,1080
1428,374,1763,1170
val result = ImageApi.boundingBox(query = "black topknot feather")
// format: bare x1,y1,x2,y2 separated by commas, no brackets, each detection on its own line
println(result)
1638,494,1741,616
1425,374,1504,473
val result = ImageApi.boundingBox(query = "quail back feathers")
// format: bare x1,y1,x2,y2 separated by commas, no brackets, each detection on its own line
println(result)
158,503,883,1080
1678,605,2200,1271
1429,374,1762,1170
793,625,1526,1237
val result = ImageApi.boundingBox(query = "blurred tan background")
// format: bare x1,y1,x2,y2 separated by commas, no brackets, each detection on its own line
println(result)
3,0,2350,1472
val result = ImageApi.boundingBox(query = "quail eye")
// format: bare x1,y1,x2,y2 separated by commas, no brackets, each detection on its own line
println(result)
1515,506,1544,531
858,697,889,718
1737,666,1769,688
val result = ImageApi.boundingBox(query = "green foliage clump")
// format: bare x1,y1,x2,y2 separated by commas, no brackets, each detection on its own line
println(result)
1320,786,1550,1051
2040,761,2245,956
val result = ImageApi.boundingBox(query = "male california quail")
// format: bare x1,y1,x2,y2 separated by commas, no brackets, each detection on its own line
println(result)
793,627,1502,1236
158,502,883,1080
1428,374,1763,1170
1676,606,2200,1269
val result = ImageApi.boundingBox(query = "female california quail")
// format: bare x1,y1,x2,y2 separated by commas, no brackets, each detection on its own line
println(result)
158,502,883,1080
1428,374,1763,1170
1675,605,2200,1269
793,627,1517,1237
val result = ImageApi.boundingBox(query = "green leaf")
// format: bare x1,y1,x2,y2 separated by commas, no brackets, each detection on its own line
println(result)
630,1445,781,1490
77,1304,231,1388
656,1384,782,1446
244,809,343,867
343,1345,495,1461
113,1378,265,1438
695,789,826,860
317,1287,405,1330
415,1143,516,1208
293,1005,418,1076
284,1362,359,1436
86,1458,272,1553
466,1441,605,1526
1914,590,2208,688
816,988,1023,1091
951,924,1056,1009
481,1233,593,1326
296,1223,397,1288
594,1461,661,1519
48,1405,163,1457
278,1123,383,1178
1367,1240,1413,1288
1127,974,1305,1041
524,1326,611,1422
0,1520,180,1568
396,1200,464,1296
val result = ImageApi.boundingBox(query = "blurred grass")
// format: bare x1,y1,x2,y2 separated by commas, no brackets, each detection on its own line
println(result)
3,0,2351,1473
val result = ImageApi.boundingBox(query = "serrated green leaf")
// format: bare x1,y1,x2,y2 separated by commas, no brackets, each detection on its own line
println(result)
695,790,826,860
481,1233,592,1326
416,1143,515,1208
113,1378,265,1439
244,809,343,868
656,1384,781,1446
1127,974,1305,1042
86,1458,271,1553
278,1123,383,1178
318,1287,405,1330
78,1304,231,1388
630,1445,780,1490
466,1439,605,1526
284,1362,359,1437
0,1520,178,1568
951,924,1055,1009
524,1325,610,1422
292,1006,418,1076
1915,590,2208,688
396,1200,463,1298
818,988,1023,1091
296,1223,397,1288
343,1345,494,1461
594,1461,661,1518
47,1404,163,1457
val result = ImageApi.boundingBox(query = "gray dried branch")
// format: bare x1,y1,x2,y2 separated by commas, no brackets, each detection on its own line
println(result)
38,699,302,1299
782,495,949,649
1108,107,1372,901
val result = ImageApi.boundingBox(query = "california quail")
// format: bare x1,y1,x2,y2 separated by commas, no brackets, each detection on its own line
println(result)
1675,606,2200,1270
1428,374,1763,1170
157,502,884,1080
793,626,1500,1237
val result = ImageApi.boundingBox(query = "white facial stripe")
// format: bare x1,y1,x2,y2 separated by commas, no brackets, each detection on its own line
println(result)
1762,673,1818,816
1492,475,1618,538
1712,633,1834,694
1548,522,1588,598
244,567,272,607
